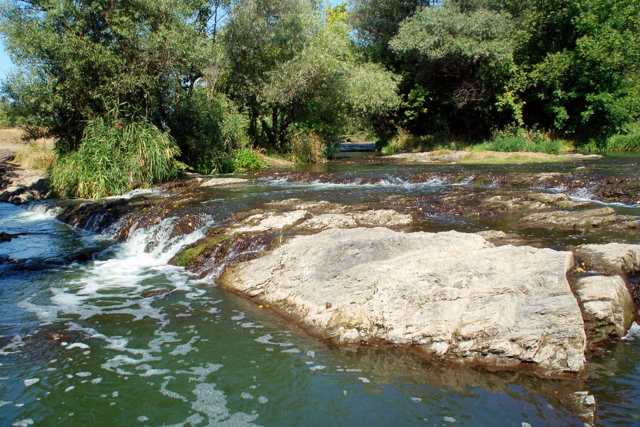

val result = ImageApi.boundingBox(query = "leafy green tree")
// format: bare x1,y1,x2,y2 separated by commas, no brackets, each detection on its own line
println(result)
513,0,640,137
390,1,515,136
0,0,213,149
351,0,432,63
223,0,400,148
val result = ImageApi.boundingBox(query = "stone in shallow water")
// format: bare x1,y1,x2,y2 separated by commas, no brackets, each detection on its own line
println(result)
520,207,633,230
200,177,248,187
576,243,640,276
233,210,309,233
223,227,586,376
574,275,636,345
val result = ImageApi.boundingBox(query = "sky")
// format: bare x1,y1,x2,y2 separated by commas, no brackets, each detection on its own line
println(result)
0,38,14,80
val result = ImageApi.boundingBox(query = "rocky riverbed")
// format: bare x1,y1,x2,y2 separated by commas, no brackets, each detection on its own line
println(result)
2,155,640,425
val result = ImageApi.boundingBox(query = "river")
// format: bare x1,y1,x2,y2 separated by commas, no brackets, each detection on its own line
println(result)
1,157,639,426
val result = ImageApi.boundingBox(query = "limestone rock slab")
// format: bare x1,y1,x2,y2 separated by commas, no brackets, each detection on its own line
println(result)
223,228,585,376
575,275,636,344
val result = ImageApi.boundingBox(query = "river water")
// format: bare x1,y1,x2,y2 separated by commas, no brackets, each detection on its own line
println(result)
1,158,639,426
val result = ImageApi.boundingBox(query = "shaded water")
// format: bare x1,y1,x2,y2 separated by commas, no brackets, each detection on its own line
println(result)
1,157,640,426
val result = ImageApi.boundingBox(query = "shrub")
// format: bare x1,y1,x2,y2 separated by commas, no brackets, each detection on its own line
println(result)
290,131,327,164
232,148,266,172
606,123,640,152
579,123,640,153
50,118,180,199
475,128,563,154
379,129,436,155
168,91,249,174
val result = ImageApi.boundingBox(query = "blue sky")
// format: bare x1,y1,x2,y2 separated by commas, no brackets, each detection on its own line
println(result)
0,0,347,81
0,38,14,80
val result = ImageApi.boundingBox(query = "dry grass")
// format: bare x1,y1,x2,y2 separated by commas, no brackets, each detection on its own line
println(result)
0,128,56,171
13,142,56,170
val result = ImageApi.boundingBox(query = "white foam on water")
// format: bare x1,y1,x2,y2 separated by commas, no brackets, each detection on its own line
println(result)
623,322,640,341
20,203,62,222
23,378,39,387
261,175,450,191
569,187,640,209
105,188,165,200
20,216,212,324
67,343,90,350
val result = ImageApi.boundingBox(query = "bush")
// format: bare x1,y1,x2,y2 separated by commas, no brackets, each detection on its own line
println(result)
232,148,266,172
579,123,640,153
168,91,249,174
474,128,563,154
379,129,435,155
50,119,180,199
290,131,327,164
606,123,640,152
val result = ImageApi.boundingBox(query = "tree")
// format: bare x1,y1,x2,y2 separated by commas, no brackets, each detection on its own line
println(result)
512,0,640,137
0,0,213,150
351,0,432,63
390,1,515,136
223,0,400,148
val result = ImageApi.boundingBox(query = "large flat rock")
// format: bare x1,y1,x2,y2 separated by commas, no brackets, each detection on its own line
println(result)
222,228,586,376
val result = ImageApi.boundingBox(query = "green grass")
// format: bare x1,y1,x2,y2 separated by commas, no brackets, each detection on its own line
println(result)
472,129,564,154
580,123,640,153
232,147,266,172
50,118,181,199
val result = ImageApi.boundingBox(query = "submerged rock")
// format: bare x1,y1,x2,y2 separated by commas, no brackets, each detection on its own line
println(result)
222,227,586,376
569,391,597,426
574,275,636,345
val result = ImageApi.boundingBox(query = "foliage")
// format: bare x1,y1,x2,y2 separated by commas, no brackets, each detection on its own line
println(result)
389,1,516,137
168,91,249,174
380,129,435,155
223,0,400,149
351,0,431,62
580,123,640,153
290,130,328,164
507,0,640,138
232,148,266,172
473,128,564,154
0,0,213,149
50,119,181,199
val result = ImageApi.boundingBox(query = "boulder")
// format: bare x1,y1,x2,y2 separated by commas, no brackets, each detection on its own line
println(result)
222,228,586,376
521,208,637,230
574,275,636,345
575,243,640,276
